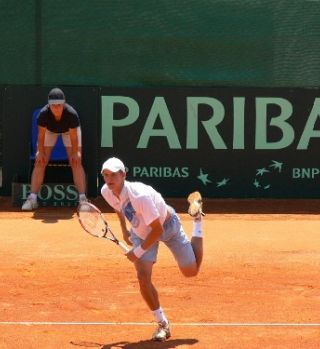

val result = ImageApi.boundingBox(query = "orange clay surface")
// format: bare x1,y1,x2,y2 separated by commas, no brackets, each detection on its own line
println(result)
1,196,320,348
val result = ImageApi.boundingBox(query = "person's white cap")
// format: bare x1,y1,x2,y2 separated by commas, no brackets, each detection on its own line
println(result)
101,157,125,173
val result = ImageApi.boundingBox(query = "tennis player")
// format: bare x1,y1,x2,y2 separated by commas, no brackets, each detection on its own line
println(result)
100,157,204,342
22,88,87,210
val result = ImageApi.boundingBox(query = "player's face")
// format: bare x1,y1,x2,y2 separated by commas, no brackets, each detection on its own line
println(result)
102,169,126,195
49,103,64,118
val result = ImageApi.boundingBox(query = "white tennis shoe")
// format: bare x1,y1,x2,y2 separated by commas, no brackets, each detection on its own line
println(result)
21,198,39,211
187,191,205,220
152,321,171,341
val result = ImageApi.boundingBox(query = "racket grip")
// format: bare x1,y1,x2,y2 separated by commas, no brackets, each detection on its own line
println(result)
119,241,129,253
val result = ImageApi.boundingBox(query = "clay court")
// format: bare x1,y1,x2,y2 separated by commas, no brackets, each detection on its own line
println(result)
1,197,320,348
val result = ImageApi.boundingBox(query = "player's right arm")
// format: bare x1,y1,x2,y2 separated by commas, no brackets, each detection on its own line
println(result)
35,125,47,165
116,210,133,246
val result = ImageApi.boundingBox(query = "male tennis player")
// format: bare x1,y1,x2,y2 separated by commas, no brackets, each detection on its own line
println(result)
22,88,87,210
100,157,204,342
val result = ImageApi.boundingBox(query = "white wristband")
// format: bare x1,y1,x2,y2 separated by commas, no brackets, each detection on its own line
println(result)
133,245,146,258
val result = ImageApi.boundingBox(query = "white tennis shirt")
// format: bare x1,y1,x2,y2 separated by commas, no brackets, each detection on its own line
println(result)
101,180,168,240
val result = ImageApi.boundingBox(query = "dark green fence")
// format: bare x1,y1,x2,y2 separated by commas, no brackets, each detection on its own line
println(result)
0,1,319,88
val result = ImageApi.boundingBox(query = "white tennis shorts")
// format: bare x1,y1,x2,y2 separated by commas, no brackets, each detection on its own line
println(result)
130,206,196,267
44,127,82,147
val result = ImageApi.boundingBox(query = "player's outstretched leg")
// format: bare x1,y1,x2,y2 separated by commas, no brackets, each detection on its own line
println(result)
188,191,205,270
187,191,205,219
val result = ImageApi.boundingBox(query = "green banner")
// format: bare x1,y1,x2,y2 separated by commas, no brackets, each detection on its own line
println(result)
100,87,320,198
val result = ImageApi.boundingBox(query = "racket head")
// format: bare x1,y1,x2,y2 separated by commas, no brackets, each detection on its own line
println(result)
77,202,108,238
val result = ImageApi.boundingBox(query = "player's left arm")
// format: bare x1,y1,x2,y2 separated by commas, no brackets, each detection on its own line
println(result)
116,210,133,246
69,127,81,165
141,218,163,250
126,217,163,262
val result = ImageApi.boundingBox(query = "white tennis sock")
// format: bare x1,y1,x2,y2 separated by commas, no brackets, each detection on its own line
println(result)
79,194,87,201
29,193,37,201
192,220,203,238
153,307,168,323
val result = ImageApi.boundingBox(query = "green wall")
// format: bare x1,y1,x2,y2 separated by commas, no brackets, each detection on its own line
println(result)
0,0,319,88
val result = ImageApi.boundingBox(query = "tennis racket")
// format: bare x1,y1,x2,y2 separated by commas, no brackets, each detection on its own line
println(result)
77,202,129,253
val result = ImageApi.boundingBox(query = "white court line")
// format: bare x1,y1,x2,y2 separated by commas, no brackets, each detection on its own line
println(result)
0,322,320,327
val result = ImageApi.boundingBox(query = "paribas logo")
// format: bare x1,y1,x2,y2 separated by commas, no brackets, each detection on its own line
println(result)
131,166,189,178
101,95,320,150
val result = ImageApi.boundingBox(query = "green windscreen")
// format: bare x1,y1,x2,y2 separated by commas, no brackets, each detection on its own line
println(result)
0,1,319,88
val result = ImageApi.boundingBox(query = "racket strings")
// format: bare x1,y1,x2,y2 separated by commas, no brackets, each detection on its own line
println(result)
77,202,128,252
79,208,106,238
